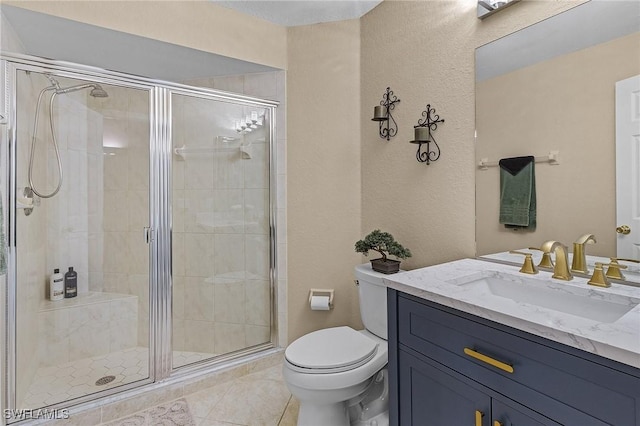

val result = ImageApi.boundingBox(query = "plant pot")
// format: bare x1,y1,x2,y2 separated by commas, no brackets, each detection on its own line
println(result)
370,258,401,274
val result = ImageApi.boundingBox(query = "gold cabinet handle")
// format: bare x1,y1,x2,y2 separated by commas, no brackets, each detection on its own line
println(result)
475,410,484,426
464,347,514,373
617,225,631,235
494,421,503,426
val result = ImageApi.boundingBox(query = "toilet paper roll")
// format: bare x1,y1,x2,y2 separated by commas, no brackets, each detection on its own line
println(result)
310,295,331,311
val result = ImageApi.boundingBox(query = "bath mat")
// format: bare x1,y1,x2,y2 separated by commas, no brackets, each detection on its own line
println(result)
105,399,195,426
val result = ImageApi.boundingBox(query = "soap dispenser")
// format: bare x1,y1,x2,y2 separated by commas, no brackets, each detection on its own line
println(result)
64,267,77,298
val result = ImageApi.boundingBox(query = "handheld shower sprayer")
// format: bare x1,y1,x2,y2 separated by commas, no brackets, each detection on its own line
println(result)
28,74,109,200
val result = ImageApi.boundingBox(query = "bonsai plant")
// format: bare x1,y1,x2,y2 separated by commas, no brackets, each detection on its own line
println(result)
355,229,412,274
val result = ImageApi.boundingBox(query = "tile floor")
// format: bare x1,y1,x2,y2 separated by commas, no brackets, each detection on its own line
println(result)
22,347,215,408
103,365,299,426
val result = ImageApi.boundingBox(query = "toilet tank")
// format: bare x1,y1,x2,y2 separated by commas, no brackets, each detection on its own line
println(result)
354,264,398,340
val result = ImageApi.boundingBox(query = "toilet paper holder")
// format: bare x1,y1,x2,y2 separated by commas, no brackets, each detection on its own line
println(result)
308,288,334,310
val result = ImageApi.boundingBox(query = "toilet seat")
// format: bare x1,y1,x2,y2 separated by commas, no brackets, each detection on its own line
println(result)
285,326,379,374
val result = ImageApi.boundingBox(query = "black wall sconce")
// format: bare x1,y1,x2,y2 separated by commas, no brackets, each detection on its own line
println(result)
371,87,400,141
410,104,444,165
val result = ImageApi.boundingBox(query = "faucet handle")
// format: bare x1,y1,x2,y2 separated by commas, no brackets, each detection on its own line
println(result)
606,257,640,280
509,251,538,274
589,262,627,288
528,247,554,269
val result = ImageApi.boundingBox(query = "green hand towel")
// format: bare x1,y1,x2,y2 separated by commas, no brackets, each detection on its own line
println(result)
499,156,536,230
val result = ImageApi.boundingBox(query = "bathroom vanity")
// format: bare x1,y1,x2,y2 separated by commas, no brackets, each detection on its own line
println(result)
384,259,640,426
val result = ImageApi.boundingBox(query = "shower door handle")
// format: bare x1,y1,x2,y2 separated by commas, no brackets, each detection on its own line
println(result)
144,227,155,244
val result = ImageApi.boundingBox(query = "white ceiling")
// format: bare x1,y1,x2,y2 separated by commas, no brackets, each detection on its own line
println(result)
1,1,383,82
0,5,276,81
212,0,383,27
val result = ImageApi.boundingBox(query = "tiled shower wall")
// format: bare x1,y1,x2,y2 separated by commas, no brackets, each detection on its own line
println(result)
90,86,151,346
14,77,146,405
172,72,286,353
37,88,109,367
14,72,115,403
46,89,103,295
178,71,288,352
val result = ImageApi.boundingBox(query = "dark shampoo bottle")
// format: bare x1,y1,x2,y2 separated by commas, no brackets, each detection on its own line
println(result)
64,267,77,298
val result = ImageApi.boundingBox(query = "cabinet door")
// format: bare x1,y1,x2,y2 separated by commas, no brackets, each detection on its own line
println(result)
492,398,561,426
399,349,491,426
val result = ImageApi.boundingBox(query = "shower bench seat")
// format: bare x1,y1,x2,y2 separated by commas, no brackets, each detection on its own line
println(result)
38,291,139,366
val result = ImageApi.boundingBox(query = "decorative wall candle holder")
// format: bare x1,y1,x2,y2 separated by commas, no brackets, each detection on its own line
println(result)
410,104,444,165
371,87,400,141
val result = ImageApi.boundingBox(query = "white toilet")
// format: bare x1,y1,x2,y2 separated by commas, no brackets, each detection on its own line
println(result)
283,264,392,426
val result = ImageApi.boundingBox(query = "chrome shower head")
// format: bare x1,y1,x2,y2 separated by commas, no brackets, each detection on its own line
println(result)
56,83,109,98
90,85,108,98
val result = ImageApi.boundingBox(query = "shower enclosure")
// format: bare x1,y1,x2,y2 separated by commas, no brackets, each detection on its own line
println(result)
0,53,277,420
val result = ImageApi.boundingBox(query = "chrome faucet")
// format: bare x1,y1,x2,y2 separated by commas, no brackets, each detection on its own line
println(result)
571,233,596,274
540,241,573,280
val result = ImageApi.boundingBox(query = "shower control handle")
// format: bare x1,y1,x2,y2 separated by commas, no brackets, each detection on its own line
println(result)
144,227,155,244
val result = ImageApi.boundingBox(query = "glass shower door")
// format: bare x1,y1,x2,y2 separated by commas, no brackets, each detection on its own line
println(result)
170,92,272,369
12,69,152,410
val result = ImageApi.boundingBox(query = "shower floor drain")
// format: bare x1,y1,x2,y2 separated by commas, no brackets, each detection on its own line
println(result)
95,375,116,386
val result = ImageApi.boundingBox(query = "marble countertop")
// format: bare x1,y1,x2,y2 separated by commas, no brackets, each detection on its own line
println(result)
383,258,640,368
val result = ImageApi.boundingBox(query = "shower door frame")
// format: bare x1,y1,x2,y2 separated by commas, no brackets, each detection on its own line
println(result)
0,52,279,422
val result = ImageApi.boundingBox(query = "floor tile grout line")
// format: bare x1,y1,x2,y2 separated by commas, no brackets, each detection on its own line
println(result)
276,395,293,426
195,378,241,422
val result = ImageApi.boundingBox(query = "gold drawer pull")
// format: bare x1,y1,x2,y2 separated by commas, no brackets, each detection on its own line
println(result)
494,421,503,426
464,347,514,373
475,410,483,426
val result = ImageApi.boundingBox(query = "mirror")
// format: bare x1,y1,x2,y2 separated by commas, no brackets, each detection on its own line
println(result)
475,2,640,275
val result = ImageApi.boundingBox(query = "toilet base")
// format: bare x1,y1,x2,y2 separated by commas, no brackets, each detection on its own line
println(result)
348,368,389,426
296,402,389,426
352,410,389,426
297,402,350,426
295,368,389,426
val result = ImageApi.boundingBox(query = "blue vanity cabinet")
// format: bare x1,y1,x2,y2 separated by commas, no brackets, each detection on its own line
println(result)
387,288,640,426
398,346,561,426
398,348,491,425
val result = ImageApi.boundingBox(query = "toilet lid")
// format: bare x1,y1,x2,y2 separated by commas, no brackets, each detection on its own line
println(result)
285,326,378,373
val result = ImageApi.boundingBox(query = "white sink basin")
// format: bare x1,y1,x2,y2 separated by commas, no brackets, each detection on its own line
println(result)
447,271,640,323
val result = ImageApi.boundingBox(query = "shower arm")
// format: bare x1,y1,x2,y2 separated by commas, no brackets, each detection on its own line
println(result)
57,83,96,94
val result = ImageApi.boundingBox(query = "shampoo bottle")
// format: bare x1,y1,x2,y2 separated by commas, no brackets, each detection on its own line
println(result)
49,269,64,301
64,267,77,298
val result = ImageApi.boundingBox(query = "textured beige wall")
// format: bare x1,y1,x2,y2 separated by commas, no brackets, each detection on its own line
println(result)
360,0,584,271
287,19,363,342
476,32,640,257
2,0,287,69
